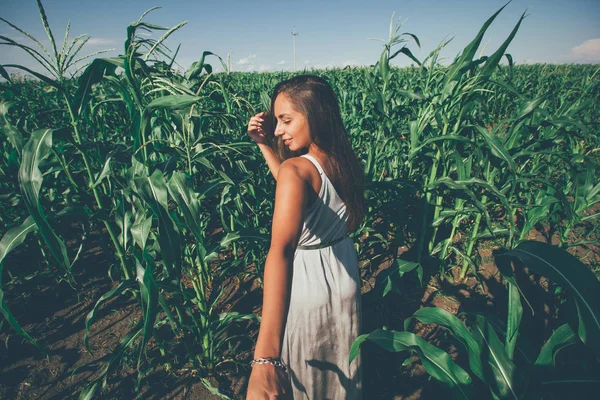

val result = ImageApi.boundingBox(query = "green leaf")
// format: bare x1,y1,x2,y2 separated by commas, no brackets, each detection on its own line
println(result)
167,172,204,242
130,212,152,251
496,241,600,351
0,100,24,152
428,177,495,236
505,282,522,360
136,95,201,158
133,170,182,278
1,64,60,89
370,259,419,298
351,329,472,398
534,324,579,367
474,126,516,171
407,307,485,382
0,64,12,82
115,209,133,250
444,1,510,85
145,94,201,112
390,46,421,66
78,320,143,400
408,136,476,162
136,251,159,381
514,95,547,122
468,314,525,399
71,57,120,119
0,216,40,349
480,10,526,77
220,230,269,248
185,51,219,80
18,129,72,280
83,279,136,354
90,156,112,189
158,294,178,333
397,89,426,100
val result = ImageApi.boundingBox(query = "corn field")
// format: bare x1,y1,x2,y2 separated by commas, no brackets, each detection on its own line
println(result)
1,1,599,399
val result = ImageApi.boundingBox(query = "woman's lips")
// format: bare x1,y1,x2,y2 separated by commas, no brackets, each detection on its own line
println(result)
284,139,292,146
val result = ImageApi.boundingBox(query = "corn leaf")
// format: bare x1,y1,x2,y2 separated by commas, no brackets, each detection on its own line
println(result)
167,172,204,242
350,329,472,399
18,128,72,280
468,314,525,399
133,170,182,278
0,216,40,349
135,251,159,386
406,307,485,382
496,241,600,351
71,57,121,119
83,279,136,354
534,324,579,367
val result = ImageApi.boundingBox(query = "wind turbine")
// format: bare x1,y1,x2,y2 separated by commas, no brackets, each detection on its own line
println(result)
292,26,298,71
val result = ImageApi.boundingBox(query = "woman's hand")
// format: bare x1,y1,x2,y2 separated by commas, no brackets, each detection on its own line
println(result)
247,111,281,180
246,364,291,399
247,112,271,145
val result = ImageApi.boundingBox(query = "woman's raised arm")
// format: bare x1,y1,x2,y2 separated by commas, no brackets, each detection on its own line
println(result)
247,112,281,180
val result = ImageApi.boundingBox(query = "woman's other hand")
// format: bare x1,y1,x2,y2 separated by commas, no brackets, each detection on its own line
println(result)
247,112,271,145
246,364,291,399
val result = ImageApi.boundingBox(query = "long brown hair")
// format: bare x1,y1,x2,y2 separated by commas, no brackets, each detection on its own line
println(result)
266,75,364,232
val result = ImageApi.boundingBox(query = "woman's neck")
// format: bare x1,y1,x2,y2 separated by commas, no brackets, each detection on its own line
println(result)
307,143,327,159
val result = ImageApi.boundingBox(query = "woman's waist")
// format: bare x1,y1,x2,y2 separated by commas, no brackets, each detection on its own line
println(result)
296,233,350,250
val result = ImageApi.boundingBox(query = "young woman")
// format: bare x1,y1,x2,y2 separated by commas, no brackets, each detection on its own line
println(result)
246,75,364,399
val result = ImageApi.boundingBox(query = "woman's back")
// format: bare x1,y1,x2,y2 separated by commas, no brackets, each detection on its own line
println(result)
297,154,349,247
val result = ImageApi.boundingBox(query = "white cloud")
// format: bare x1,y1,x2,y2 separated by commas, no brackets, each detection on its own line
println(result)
568,38,600,62
312,62,336,70
237,53,256,65
342,60,362,67
85,37,114,46
302,60,339,70
277,60,287,65
258,64,270,72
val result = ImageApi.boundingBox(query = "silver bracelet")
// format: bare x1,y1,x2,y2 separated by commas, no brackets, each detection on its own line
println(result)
250,357,288,373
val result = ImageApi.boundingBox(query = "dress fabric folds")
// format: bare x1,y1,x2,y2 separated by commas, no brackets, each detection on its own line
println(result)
281,153,362,399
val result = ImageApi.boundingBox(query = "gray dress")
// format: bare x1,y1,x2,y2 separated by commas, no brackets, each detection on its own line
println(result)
281,153,362,399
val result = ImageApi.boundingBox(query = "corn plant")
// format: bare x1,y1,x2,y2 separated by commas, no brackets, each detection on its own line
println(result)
1,3,264,397
351,241,600,399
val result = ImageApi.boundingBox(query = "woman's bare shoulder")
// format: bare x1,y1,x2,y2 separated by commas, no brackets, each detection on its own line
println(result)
278,157,314,182
278,157,321,206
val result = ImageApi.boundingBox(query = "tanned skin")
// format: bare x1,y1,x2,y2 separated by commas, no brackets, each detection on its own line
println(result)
245,95,329,399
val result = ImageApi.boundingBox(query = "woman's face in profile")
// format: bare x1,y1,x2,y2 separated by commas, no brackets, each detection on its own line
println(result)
273,93,311,152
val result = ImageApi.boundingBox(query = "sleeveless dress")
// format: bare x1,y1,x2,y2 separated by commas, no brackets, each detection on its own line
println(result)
281,153,362,399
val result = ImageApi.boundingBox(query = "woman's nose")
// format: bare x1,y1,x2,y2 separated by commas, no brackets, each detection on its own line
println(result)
274,124,283,136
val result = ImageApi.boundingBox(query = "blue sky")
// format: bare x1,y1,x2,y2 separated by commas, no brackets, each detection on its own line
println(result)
1,0,599,76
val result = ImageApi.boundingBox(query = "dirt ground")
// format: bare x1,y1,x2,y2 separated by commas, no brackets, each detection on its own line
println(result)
1,206,599,399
